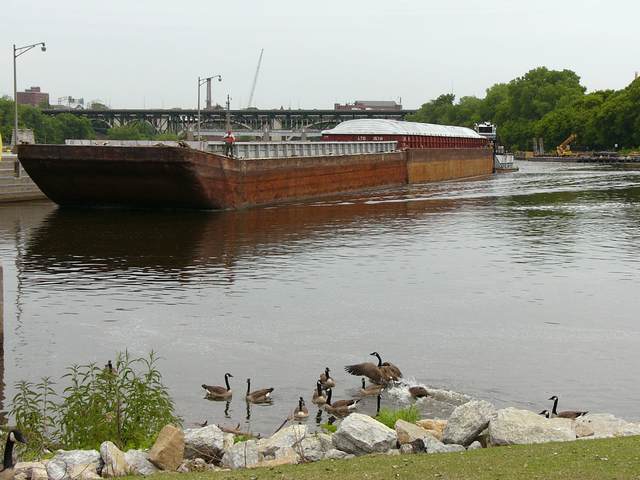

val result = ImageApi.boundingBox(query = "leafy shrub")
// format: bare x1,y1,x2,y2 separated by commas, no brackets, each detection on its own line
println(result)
375,406,420,429
10,351,180,457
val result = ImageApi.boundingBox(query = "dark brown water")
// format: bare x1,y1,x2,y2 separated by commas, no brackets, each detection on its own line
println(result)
1,161,639,434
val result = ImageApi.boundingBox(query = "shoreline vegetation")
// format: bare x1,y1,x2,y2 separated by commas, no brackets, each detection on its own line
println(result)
6,352,640,479
2,67,639,151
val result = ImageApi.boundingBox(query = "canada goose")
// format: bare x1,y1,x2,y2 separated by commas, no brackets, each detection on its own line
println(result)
539,409,550,419
104,360,116,374
344,352,402,385
409,386,429,399
293,397,309,421
202,373,233,400
360,378,384,396
0,430,27,480
548,395,588,419
323,389,358,417
245,378,274,404
319,367,335,389
312,381,327,406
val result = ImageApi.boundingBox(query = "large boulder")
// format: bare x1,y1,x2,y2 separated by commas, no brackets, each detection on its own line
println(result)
184,425,225,463
416,419,447,441
258,425,308,457
46,450,101,480
489,408,576,445
443,400,496,446
395,419,430,445
100,441,127,477
148,424,185,471
123,450,159,476
221,440,259,469
332,413,397,455
575,414,640,439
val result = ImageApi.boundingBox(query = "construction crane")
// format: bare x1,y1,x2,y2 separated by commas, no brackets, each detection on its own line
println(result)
556,133,577,156
247,48,264,109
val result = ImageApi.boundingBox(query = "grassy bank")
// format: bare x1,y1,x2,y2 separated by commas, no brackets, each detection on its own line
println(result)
141,435,640,480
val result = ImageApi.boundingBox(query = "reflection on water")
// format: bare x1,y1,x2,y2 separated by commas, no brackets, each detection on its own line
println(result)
1,162,640,433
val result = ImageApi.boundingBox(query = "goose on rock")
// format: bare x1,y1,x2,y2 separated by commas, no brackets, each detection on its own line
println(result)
548,395,588,419
202,373,233,400
0,430,27,480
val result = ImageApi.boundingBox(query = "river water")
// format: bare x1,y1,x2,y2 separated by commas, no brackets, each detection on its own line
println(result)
1,160,639,434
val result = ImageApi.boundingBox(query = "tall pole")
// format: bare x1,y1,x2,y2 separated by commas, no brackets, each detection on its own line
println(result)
13,45,18,147
226,95,231,131
197,76,201,142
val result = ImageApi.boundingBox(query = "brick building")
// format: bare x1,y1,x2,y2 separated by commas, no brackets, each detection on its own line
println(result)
16,86,49,107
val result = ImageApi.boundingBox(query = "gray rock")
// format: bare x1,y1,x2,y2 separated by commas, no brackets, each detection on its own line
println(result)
100,442,127,477
443,400,496,446
184,425,225,463
467,441,482,450
489,408,576,445
222,433,235,451
221,440,259,470
123,450,159,476
386,448,400,455
332,413,397,455
258,424,308,457
46,450,101,480
13,462,47,480
420,432,446,453
574,414,640,439
296,433,333,462
324,449,351,460
399,444,414,455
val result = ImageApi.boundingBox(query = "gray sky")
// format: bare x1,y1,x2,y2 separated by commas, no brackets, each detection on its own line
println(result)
2,0,639,109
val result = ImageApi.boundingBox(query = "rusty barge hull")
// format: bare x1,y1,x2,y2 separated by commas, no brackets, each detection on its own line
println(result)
17,145,493,210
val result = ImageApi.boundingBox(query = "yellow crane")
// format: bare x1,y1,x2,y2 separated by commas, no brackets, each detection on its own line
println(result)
556,133,577,156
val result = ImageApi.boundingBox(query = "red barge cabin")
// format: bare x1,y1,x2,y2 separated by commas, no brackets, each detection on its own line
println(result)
321,119,488,150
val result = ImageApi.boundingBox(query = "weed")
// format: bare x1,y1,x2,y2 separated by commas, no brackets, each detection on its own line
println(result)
375,406,420,429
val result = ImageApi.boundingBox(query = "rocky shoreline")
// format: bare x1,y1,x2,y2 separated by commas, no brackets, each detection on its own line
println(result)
11,396,640,479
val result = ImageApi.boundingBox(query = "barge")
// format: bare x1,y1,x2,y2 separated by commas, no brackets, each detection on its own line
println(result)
17,119,494,210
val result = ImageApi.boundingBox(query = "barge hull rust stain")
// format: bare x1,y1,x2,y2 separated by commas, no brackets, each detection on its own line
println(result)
17,145,493,210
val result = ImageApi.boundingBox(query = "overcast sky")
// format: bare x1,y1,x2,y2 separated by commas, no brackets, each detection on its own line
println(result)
2,0,639,109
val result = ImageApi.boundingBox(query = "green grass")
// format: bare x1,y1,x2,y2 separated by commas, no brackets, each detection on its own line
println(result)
133,435,640,480
375,406,420,429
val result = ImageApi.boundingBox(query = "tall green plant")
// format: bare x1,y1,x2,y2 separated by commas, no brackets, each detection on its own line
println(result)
10,351,180,454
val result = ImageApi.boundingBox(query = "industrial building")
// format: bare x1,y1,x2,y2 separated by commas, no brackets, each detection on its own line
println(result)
16,86,49,107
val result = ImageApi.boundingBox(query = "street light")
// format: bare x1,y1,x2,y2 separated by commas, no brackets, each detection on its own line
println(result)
197,74,222,142
13,42,47,147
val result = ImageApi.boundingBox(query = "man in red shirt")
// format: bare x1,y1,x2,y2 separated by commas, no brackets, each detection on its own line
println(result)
223,130,236,157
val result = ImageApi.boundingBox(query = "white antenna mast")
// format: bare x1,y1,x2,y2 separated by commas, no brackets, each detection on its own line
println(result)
247,48,264,108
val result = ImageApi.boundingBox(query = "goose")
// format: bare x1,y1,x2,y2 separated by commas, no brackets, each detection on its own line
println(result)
293,397,309,421
0,430,27,480
201,373,233,401
409,386,429,399
319,367,335,389
360,378,384,397
312,381,327,406
539,409,550,419
104,360,116,374
344,352,402,385
548,395,588,419
323,389,358,417
245,378,274,404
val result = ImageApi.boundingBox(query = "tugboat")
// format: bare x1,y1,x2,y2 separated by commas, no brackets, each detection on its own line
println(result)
474,122,518,173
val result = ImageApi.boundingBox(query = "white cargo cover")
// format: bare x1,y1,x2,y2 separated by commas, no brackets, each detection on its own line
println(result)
322,119,482,139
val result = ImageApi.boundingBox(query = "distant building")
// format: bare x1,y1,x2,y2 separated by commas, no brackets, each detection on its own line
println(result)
16,86,49,107
57,96,85,109
334,100,402,111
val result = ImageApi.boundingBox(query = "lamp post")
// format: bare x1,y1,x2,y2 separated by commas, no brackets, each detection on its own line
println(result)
197,74,222,142
13,42,46,146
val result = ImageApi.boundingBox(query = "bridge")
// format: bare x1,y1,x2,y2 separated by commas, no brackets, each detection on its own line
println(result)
41,108,417,137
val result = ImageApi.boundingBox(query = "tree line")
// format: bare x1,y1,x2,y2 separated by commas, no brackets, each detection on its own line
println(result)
0,96,177,144
407,67,640,152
